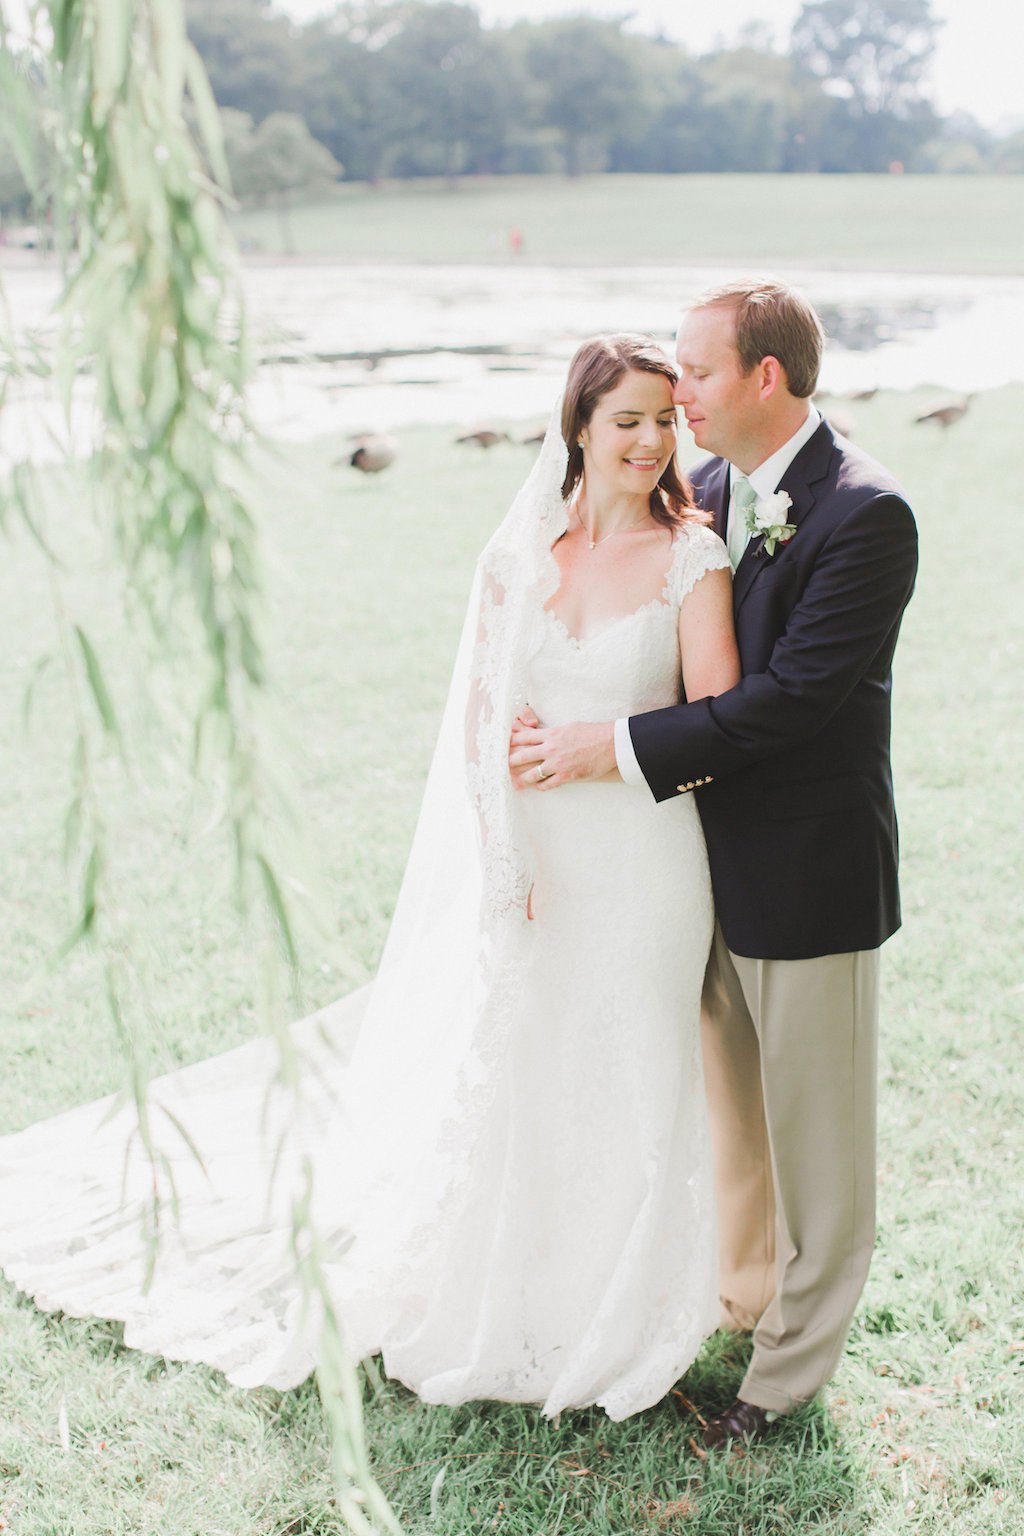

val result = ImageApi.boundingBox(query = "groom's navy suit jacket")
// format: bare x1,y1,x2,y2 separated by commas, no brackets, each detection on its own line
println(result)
629,419,918,961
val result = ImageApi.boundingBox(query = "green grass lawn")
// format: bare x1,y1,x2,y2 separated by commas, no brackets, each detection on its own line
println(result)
231,174,1024,274
2,391,1023,1533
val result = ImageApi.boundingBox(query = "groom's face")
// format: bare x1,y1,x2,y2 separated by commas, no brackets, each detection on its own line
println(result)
673,305,763,463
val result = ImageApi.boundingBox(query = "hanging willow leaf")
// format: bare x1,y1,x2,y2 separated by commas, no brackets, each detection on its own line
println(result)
74,625,121,739
0,49,42,200
257,852,300,977
56,841,102,957
50,0,82,64
1,5,404,1529
150,0,187,122
90,0,133,125
183,38,231,191
21,654,54,729
158,1104,210,1182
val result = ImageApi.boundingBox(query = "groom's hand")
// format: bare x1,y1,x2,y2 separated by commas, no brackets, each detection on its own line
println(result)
509,708,617,789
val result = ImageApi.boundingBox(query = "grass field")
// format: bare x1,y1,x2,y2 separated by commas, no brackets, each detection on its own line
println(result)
2,389,1023,1534
230,174,1024,274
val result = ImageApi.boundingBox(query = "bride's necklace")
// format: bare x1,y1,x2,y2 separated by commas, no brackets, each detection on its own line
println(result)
575,503,651,552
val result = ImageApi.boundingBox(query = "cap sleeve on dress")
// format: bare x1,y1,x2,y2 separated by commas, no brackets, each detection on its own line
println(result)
666,523,731,608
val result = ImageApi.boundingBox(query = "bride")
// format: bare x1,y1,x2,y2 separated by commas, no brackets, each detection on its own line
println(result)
0,334,739,1422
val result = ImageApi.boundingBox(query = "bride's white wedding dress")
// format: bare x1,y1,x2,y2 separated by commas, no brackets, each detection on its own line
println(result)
0,521,728,1422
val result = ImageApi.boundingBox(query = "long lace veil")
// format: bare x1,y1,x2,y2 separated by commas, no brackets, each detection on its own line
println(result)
312,407,571,1338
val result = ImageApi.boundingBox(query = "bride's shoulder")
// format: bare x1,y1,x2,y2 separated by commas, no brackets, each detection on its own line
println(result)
670,519,729,566
673,518,725,550
667,520,730,604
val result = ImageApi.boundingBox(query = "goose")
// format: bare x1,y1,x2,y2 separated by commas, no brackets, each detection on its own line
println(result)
456,428,509,449
914,395,973,429
343,434,397,473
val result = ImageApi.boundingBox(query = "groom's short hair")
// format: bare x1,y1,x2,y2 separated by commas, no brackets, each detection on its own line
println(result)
690,280,824,399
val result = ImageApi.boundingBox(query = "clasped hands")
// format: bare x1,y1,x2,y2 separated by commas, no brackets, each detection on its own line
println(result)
508,707,618,790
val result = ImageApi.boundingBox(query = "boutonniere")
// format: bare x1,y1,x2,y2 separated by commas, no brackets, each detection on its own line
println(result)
746,490,797,557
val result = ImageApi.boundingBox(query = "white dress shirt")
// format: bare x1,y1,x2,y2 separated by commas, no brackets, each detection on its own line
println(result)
613,407,821,787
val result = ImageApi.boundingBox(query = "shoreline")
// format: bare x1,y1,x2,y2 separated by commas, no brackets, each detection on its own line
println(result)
6,249,1024,279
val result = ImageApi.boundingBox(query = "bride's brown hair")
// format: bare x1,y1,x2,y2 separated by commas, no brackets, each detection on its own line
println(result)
561,334,708,529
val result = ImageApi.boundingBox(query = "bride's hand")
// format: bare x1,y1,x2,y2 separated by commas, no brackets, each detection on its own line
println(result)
509,711,618,789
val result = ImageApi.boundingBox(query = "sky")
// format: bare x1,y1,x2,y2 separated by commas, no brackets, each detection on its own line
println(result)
275,0,1024,131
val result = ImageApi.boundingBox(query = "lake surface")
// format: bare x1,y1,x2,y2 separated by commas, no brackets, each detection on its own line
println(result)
3,259,1022,464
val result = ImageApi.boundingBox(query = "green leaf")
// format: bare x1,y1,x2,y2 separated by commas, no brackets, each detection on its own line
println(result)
74,625,120,738
21,654,54,729
0,53,42,198
183,40,231,190
81,843,100,929
91,0,133,125
150,0,186,121
49,0,81,64
56,842,101,958
158,1104,209,1179
257,853,299,976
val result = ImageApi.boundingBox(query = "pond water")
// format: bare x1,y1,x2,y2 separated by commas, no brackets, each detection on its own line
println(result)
243,262,1024,441
3,259,1022,464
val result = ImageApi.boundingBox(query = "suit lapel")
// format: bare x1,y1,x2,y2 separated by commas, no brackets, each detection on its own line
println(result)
732,420,837,614
697,459,730,541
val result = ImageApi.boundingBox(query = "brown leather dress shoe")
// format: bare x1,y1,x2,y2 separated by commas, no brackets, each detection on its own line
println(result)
700,1398,775,1450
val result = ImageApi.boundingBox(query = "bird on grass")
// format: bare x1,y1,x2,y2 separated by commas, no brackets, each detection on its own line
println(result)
456,428,509,448
914,395,973,430
338,434,397,473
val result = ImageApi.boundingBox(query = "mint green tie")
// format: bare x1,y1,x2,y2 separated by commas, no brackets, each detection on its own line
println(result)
728,476,757,571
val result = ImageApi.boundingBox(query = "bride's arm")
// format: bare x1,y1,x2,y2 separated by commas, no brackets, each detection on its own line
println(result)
678,566,740,702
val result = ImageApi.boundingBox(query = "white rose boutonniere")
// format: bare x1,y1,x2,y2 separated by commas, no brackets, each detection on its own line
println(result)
746,490,797,557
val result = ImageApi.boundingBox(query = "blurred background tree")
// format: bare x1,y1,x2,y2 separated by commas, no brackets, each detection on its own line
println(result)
97,0,1021,193
223,107,342,247
791,0,942,169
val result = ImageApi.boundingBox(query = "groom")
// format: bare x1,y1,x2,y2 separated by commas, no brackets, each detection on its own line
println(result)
509,280,918,1445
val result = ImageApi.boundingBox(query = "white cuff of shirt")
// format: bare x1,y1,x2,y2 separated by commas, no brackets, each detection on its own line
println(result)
614,717,646,787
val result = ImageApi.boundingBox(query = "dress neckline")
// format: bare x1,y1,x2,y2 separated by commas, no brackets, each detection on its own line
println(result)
541,529,686,648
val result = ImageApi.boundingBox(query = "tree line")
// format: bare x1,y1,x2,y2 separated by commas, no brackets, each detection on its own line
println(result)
2,0,1021,226
185,0,1021,181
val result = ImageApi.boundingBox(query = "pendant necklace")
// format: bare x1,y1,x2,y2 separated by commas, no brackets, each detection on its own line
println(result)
576,503,651,552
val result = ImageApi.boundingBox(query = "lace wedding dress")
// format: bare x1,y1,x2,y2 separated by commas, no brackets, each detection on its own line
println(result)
0,496,728,1420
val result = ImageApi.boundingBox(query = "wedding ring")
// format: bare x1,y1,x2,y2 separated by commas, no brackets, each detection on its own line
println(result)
535,765,550,782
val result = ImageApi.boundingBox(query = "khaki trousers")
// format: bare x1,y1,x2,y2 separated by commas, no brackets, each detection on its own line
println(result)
700,923,880,1413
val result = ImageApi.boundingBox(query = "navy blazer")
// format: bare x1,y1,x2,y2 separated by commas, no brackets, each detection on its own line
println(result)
628,419,919,961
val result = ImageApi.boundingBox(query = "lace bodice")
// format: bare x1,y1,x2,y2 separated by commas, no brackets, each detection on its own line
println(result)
527,522,730,725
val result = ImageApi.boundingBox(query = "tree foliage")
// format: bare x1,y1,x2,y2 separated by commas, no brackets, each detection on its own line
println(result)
184,0,303,119
4,0,1012,209
791,0,939,117
224,107,342,246
521,17,642,176
791,0,942,169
